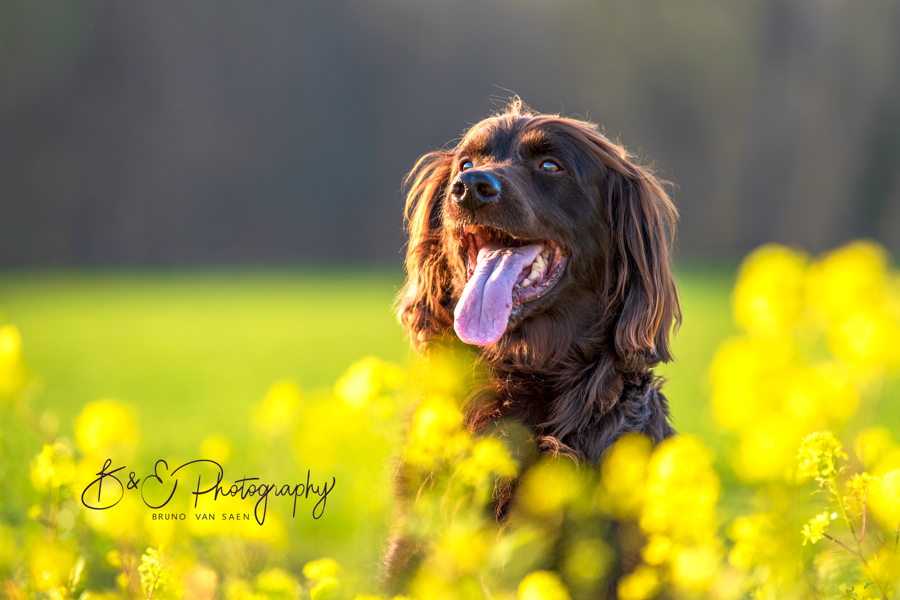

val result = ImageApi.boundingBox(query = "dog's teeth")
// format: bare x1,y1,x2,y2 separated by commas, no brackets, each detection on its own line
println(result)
541,249,550,260
522,278,532,288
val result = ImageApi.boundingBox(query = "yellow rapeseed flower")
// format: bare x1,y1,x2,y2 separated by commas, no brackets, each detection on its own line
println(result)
199,433,232,464
617,566,660,600
797,431,847,485
709,335,794,432
435,524,489,572
404,395,469,467
826,306,900,372
250,380,301,434
334,356,404,411
727,514,770,570
597,434,652,519
732,414,805,482
732,244,808,337
520,458,584,516
800,511,833,545
670,543,721,593
806,240,889,324
74,399,139,456
640,436,719,541
844,472,879,512
870,469,900,529
0,324,27,398
302,558,340,581
27,540,77,592
456,437,518,486
518,570,571,600
256,568,300,600
30,442,75,490
138,547,167,599
854,427,898,471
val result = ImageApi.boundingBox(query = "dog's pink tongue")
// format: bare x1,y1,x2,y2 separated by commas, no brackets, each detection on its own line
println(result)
454,241,542,346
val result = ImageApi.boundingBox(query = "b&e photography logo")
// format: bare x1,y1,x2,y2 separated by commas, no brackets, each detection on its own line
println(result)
81,458,336,525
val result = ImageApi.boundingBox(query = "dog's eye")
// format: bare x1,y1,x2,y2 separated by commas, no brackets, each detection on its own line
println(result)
460,160,474,171
540,160,561,172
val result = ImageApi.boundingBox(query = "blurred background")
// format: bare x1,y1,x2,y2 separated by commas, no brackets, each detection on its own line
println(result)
1,0,899,457
1,0,900,484
1,0,899,266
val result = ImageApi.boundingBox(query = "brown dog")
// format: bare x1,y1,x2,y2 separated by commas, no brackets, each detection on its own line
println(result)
387,99,680,588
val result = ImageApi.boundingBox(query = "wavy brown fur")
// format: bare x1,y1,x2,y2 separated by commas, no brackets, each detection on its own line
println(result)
398,99,680,463
386,100,680,591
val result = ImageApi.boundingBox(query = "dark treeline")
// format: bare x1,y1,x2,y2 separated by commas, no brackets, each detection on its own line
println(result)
1,0,898,265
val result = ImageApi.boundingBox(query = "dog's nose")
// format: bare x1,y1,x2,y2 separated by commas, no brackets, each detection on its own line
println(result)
450,170,501,211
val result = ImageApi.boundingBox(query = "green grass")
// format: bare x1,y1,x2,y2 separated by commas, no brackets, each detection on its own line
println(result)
0,265,737,460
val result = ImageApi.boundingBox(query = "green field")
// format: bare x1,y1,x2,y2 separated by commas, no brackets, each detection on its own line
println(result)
0,264,737,460
5,264,900,597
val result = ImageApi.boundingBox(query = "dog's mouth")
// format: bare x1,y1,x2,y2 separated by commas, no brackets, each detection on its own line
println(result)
453,224,569,346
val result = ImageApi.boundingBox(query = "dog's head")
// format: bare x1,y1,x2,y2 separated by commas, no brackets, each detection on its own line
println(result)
398,100,680,370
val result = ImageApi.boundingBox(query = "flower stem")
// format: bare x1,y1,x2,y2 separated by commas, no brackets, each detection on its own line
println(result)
828,475,887,600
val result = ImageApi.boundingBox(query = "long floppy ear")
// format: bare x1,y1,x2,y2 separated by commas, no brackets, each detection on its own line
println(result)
597,143,681,369
396,150,456,350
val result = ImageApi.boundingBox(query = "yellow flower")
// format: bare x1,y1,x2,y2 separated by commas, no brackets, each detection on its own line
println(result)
806,240,889,324
806,241,900,371
518,570,571,600
250,380,301,434
30,442,75,490
870,469,900,529
670,543,721,593
404,395,469,467
28,541,77,592
709,335,794,432
256,568,300,600
435,524,489,572
732,244,808,337
641,535,672,566
310,578,338,600
639,436,719,541
826,306,900,371
75,399,139,456
845,472,879,511
797,431,847,485
732,413,805,482
302,558,340,581
138,547,167,599
457,437,518,486
334,356,404,411
520,458,585,516
617,566,659,600
597,433,652,519
0,324,27,397
800,511,833,545
199,434,232,464
727,514,770,570
854,427,895,469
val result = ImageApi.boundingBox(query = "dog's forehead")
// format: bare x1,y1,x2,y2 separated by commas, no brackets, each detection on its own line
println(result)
458,115,534,159
457,115,590,163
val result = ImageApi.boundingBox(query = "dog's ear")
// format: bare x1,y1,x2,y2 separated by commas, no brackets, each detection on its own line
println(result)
595,141,681,368
396,150,456,350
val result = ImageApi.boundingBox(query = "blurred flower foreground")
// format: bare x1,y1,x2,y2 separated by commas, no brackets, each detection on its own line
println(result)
2,239,900,600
